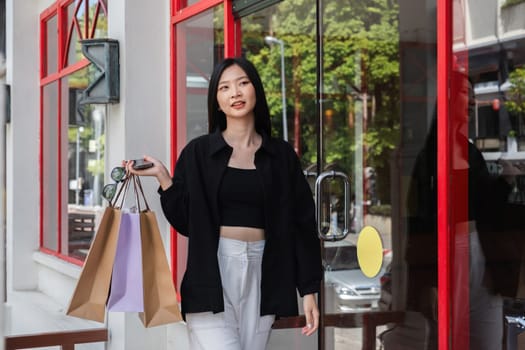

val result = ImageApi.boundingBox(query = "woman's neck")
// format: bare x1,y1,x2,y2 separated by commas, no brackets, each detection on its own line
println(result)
222,123,260,148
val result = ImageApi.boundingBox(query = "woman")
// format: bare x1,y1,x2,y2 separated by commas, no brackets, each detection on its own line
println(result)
127,57,322,350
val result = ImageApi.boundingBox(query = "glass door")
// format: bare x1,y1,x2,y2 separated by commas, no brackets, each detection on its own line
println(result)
314,1,403,349
239,2,318,348
237,1,441,349
237,1,408,349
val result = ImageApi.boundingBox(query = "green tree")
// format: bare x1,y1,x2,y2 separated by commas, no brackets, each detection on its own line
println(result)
245,0,400,204
505,67,525,136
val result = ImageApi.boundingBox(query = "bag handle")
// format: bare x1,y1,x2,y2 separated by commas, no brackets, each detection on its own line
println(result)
134,175,151,212
111,174,150,212
112,175,132,209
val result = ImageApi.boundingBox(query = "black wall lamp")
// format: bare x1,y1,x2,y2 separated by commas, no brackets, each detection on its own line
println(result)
79,38,119,105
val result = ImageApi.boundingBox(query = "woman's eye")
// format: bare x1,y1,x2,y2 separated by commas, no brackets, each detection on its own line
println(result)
219,85,228,91
240,80,250,86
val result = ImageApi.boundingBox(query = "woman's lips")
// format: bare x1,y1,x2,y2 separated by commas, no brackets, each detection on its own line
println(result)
231,101,245,108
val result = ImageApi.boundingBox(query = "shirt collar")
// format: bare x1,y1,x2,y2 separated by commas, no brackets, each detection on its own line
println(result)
209,128,276,156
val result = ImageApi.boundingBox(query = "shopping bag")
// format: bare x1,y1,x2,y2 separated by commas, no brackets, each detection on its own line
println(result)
67,173,182,327
66,206,122,322
106,211,144,312
139,210,183,327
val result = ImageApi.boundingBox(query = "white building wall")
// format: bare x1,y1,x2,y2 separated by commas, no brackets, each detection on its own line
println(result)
5,0,49,292
499,0,525,40
467,0,499,45
466,0,525,46
105,0,185,348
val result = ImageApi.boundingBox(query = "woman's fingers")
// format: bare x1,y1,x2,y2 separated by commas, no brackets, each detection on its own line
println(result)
301,294,319,336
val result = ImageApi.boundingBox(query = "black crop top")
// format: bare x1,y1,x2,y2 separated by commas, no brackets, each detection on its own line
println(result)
218,167,265,229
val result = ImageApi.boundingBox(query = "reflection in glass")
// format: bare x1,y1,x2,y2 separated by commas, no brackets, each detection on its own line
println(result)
42,82,60,251
175,5,224,149
239,0,401,348
66,0,108,67
62,66,106,260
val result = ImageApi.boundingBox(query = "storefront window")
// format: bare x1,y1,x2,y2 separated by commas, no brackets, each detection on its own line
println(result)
170,0,525,348
175,4,224,149
40,0,108,263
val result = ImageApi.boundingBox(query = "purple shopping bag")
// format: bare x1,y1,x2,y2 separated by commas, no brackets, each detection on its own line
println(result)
107,211,144,312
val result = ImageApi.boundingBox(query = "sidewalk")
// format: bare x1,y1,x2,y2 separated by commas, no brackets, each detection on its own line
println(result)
5,290,105,349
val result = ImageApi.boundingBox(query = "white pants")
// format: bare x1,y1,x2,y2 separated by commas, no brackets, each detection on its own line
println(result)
186,237,275,350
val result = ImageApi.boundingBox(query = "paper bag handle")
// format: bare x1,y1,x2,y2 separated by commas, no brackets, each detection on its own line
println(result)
112,174,150,212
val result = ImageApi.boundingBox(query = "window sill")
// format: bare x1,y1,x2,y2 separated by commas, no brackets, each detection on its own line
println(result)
33,251,81,279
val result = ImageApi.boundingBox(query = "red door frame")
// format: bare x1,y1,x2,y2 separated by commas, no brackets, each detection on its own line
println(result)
438,0,470,349
437,0,452,348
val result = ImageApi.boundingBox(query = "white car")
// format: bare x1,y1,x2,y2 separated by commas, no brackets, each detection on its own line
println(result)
323,242,383,312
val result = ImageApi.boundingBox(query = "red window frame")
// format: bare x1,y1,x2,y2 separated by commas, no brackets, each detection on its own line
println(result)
39,0,108,266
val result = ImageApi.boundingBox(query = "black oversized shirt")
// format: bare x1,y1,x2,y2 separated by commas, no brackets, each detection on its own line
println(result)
159,129,323,318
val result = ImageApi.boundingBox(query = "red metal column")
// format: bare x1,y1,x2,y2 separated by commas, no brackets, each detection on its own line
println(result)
169,0,178,287
223,0,235,58
437,0,452,349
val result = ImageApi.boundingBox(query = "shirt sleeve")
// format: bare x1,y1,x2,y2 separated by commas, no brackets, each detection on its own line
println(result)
290,150,323,296
158,149,190,236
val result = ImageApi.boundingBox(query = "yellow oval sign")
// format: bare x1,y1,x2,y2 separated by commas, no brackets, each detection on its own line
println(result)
357,226,384,278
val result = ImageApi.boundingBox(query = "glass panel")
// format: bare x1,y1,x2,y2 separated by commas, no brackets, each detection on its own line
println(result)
87,0,98,35
174,3,224,289
76,0,86,41
42,82,60,251
240,2,318,348
89,0,108,38
320,0,402,348
46,15,58,75
66,0,106,67
67,1,83,66
61,66,106,261
236,0,446,348
182,0,200,8
175,4,224,150
396,0,440,348
453,0,525,349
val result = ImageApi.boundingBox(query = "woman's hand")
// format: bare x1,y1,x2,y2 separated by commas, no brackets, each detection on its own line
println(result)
124,156,173,191
301,293,319,336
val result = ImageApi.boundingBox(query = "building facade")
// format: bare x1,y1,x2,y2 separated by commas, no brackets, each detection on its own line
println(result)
3,0,525,349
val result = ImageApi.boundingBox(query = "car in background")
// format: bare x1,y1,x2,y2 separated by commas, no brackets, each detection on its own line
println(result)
323,242,383,313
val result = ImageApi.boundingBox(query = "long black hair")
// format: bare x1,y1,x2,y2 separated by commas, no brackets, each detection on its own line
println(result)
207,57,272,135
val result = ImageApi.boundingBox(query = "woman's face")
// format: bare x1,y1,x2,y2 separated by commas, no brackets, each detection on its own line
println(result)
216,64,256,122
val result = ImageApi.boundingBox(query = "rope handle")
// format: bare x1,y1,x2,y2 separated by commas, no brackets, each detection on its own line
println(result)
112,174,150,211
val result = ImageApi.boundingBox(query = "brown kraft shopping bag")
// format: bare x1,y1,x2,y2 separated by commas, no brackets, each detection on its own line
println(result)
66,207,122,322
139,210,182,327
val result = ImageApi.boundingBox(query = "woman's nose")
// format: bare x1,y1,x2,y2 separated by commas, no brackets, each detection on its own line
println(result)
231,89,241,97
